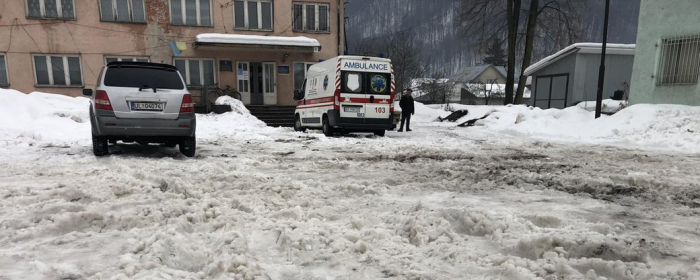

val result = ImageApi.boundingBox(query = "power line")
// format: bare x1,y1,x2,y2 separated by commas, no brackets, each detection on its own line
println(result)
0,19,197,40
17,19,44,53
64,22,97,80
4,19,15,52
0,21,54,27
15,20,85,87
65,22,197,39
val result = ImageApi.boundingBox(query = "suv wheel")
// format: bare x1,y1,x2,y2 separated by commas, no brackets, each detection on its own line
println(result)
179,137,196,157
374,130,386,137
92,135,109,156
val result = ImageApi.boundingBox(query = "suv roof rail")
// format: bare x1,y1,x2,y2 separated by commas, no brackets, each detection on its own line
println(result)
106,61,179,71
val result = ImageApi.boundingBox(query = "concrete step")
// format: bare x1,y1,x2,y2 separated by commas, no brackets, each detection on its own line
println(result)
246,106,296,127
247,106,296,112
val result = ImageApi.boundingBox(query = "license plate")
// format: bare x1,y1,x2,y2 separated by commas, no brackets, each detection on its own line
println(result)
343,106,361,113
131,102,164,111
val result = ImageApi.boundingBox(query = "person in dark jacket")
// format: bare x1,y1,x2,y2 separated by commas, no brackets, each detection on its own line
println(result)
398,89,415,132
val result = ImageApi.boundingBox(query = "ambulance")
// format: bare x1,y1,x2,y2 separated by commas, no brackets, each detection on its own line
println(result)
293,56,396,136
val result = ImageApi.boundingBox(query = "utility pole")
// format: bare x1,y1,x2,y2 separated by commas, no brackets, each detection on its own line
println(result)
344,1,349,54
595,0,611,118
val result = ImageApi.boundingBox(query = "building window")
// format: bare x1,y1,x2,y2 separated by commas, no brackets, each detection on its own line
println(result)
32,54,83,86
26,0,76,19
0,54,9,86
170,0,212,26
104,56,150,64
293,62,314,90
657,35,700,86
293,3,330,32
99,0,146,23
234,0,273,30
174,58,215,87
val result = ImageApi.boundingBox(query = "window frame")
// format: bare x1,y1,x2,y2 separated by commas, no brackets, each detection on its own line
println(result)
25,0,76,20
292,2,330,33
342,71,363,93
262,62,276,94
237,61,250,93
31,54,84,87
173,58,217,87
169,0,214,27
656,35,700,86
293,61,315,90
0,54,9,87
233,0,274,31
99,0,147,23
0,53,10,87
104,56,150,64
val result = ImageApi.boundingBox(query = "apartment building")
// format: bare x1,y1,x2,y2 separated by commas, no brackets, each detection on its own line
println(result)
0,0,345,106
630,0,700,105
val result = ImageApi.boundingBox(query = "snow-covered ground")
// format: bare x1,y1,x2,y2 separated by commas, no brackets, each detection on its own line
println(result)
430,103,700,153
1,89,700,279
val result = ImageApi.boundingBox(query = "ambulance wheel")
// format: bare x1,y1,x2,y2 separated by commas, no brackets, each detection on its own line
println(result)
294,115,306,132
373,130,386,137
322,116,334,136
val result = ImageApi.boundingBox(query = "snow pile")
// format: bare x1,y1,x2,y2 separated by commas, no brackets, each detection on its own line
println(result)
412,102,451,123
467,104,700,152
198,97,281,140
0,89,282,146
215,96,250,115
577,99,628,114
0,88,90,146
196,33,321,48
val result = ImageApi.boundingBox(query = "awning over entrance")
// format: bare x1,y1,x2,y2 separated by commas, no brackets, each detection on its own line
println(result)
194,33,321,53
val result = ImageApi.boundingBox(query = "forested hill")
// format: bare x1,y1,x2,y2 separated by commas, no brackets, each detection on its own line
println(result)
345,0,640,75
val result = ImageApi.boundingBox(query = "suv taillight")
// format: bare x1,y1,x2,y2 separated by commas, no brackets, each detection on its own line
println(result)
180,94,194,113
95,90,113,110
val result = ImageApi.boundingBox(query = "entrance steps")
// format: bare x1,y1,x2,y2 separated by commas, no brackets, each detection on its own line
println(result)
246,105,296,127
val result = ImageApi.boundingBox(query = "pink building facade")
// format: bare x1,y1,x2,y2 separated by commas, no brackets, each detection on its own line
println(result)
0,0,345,106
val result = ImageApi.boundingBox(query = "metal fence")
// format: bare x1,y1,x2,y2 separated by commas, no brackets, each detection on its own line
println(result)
657,34,700,86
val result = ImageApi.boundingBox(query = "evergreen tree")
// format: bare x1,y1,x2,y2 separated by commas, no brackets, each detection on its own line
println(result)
482,39,506,67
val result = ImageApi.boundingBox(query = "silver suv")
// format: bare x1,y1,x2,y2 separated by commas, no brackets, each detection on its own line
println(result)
83,62,196,157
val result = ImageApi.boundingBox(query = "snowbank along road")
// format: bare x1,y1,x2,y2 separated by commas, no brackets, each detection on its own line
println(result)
1,90,699,279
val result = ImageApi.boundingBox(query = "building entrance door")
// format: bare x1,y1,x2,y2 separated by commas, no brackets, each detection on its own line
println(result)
250,62,264,105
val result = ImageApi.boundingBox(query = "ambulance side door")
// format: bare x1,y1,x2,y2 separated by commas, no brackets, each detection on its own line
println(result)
298,79,307,125
306,76,322,127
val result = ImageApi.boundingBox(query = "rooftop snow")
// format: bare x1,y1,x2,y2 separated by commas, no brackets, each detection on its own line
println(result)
195,33,321,48
457,83,531,98
453,65,507,83
524,43,635,76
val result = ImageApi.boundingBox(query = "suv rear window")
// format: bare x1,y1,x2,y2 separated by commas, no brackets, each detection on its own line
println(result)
104,66,185,90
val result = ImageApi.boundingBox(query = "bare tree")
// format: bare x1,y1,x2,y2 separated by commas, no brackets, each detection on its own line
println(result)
466,78,503,105
515,0,584,104
352,30,427,93
456,0,585,105
419,73,457,109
